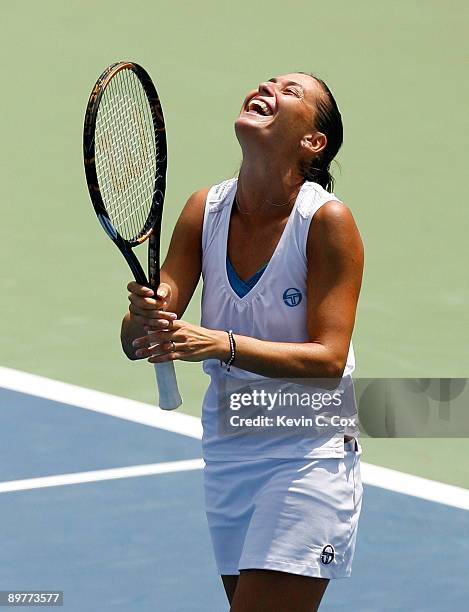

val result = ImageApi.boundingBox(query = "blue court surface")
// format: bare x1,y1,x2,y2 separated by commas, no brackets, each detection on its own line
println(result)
0,368,468,612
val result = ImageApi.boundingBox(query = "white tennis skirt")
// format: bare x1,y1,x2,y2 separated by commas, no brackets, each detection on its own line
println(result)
203,439,363,579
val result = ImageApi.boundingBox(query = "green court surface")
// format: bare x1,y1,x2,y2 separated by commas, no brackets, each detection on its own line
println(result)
1,2,468,485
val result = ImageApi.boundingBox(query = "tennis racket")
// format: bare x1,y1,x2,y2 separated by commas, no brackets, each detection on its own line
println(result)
83,61,182,410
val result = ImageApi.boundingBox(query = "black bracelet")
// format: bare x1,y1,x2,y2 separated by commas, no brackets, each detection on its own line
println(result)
225,329,236,371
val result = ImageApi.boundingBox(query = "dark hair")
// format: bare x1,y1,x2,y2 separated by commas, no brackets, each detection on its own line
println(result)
300,73,343,192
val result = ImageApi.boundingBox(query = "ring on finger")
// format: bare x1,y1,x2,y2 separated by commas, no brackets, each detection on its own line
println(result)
170,340,176,352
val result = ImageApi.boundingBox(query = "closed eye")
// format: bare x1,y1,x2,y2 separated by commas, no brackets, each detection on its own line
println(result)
284,87,302,97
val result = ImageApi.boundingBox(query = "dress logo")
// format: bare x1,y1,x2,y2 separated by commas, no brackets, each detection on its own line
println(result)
283,287,302,307
320,545,335,565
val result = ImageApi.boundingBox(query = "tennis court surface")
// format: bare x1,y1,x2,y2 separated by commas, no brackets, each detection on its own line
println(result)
1,367,468,611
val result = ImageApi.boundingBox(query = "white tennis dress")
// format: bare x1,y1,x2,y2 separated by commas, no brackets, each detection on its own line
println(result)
200,177,363,578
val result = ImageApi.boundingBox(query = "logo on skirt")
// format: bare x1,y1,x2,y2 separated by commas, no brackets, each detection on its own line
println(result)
320,545,335,565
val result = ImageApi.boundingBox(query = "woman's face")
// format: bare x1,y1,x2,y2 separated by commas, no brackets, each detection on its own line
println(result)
235,72,321,155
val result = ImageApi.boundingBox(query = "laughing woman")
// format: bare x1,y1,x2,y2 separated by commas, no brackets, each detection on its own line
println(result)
121,72,364,611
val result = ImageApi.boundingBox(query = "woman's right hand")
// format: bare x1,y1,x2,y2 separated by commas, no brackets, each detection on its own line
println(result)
122,281,177,359
127,281,173,326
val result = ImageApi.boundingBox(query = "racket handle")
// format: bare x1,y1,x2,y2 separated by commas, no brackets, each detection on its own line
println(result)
154,361,182,410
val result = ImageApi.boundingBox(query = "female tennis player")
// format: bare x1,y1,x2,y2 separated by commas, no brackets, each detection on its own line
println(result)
121,72,364,611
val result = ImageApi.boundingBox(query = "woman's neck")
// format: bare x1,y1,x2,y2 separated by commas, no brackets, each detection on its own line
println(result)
236,157,304,216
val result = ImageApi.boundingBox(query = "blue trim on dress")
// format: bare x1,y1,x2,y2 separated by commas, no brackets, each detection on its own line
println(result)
226,257,268,298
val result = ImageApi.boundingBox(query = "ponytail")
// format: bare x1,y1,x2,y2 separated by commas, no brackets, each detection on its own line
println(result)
300,73,343,193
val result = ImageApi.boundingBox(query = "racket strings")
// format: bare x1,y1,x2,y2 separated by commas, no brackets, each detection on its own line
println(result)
102,74,154,239
100,75,154,239
94,68,160,242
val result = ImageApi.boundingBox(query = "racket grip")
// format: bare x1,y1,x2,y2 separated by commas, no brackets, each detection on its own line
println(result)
154,361,182,410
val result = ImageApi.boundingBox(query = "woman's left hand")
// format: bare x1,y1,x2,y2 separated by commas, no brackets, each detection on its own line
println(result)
132,315,230,364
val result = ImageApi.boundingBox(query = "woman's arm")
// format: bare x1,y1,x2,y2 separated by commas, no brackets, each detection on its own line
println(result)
134,200,364,378
120,187,209,359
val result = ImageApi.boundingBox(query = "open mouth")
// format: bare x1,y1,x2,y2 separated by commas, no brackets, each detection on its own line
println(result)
245,97,274,117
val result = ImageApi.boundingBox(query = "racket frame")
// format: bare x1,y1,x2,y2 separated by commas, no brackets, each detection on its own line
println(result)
83,61,167,290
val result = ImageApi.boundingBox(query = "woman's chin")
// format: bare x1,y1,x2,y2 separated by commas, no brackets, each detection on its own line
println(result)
235,114,272,143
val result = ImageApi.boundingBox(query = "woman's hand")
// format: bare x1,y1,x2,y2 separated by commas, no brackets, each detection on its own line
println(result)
131,319,230,364
121,281,177,360
127,281,176,329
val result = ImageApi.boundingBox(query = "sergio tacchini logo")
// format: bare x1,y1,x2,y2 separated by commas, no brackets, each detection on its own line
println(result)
283,287,302,307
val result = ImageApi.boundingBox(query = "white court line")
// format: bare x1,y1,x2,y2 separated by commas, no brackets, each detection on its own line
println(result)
361,463,469,512
1,366,468,510
0,459,205,493
0,366,202,439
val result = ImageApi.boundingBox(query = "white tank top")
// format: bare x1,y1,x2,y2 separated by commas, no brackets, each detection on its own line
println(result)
200,177,356,460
